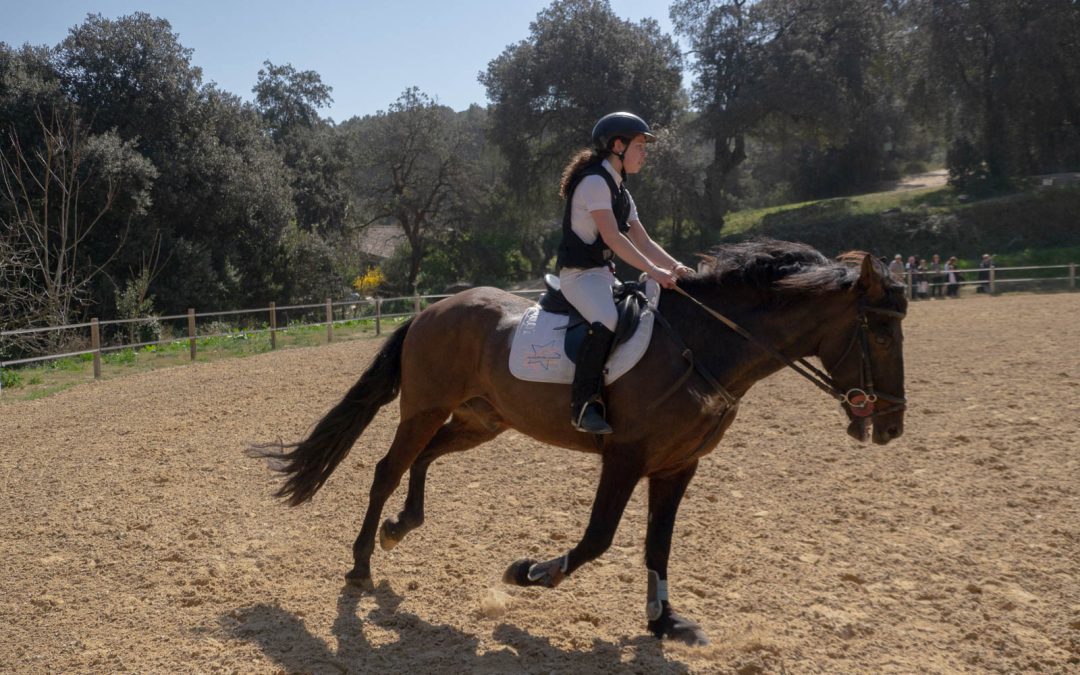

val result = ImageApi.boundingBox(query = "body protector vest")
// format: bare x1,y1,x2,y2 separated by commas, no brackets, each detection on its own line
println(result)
556,163,631,270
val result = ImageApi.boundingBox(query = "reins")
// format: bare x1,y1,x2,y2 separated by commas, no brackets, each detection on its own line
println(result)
668,284,907,418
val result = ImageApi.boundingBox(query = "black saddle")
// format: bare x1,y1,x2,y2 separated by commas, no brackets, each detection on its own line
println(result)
537,273,648,364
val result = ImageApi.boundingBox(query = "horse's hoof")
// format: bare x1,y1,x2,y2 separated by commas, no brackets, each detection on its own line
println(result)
379,519,400,551
503,557,566,588
344,569,375,593
503,558,536,586
649,609,710,646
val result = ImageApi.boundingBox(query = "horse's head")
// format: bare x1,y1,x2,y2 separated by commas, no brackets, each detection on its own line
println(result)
819,253,907,445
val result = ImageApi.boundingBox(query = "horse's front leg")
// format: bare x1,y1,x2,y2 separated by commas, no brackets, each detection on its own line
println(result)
643,461,709,646
504,455,639,588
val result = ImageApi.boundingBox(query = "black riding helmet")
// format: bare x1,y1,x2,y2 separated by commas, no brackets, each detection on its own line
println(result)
591,112,656,152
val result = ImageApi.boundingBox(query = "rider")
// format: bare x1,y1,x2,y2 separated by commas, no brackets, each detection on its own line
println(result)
557,112,694,435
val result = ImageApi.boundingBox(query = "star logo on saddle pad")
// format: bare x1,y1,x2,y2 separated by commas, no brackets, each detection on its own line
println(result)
525,341,562,370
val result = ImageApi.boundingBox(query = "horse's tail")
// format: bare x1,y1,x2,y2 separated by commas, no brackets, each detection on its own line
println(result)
248,318,413,506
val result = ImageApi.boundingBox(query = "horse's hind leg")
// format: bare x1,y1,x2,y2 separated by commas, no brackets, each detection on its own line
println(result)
380,400,505,551
346,408,449,590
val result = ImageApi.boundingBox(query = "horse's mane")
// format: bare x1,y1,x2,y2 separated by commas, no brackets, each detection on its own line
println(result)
682,239,876,301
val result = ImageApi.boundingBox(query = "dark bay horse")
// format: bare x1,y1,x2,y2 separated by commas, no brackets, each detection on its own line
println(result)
251,240,907,646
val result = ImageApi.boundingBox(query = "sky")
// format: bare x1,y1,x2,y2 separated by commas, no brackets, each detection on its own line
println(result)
1,0,683,122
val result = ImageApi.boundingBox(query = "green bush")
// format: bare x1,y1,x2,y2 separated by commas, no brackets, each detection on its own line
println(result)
1,368,22,389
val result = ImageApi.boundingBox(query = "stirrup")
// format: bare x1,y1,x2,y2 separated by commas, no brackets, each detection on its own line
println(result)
573,400,613,435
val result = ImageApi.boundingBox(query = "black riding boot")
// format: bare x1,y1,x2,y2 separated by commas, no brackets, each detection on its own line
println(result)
571,322,616,434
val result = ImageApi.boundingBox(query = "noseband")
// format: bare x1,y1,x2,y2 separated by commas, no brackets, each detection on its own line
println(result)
670,286,907,420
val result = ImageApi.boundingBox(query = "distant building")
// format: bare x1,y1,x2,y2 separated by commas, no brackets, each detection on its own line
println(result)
356,224,405,267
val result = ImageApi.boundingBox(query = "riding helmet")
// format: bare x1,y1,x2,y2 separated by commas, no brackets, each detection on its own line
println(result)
591,112,656,151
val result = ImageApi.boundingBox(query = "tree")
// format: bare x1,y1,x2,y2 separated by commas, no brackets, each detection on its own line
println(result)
480,0,684,203
673,0,913,212
52,14,296,312
0,107,155,344
347,89,471,292
908,0,1080,188
671,0,758,224
253,60,334,140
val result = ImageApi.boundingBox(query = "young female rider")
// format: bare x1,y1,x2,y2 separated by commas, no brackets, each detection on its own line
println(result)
556,112,695,434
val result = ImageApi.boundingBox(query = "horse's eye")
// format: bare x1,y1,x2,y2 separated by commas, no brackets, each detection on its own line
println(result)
874,334,891,346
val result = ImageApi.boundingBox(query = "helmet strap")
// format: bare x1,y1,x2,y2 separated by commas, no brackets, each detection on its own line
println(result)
609,137,628,180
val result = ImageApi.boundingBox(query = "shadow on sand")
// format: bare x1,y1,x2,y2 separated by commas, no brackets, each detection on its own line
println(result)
224,581,688,673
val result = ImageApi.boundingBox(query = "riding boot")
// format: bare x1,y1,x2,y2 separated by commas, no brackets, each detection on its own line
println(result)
570,322,616,434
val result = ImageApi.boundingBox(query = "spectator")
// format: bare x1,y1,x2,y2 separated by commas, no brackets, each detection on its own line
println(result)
889,254,905,284
977,253,994,293
928,254,945,298
916,258,930,299
945,256,961,297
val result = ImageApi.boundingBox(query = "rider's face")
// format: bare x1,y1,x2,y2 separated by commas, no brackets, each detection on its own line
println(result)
617,135,649,174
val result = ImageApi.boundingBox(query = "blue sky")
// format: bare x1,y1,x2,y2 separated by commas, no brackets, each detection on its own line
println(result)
1,0,682,122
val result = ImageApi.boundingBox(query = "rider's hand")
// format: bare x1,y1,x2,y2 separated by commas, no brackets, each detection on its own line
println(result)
673,263,695,278
648,265,678,289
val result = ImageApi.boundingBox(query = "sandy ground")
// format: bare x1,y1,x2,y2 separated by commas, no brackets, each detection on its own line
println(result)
2,292,1078,674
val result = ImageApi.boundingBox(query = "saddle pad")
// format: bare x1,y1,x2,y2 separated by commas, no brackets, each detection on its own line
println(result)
508,281,660,385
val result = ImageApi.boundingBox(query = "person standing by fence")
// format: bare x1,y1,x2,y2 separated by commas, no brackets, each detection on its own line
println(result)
916,259,930,299
978,254,993,293
889,254,905,284
945,256,961,297
929,254,945,298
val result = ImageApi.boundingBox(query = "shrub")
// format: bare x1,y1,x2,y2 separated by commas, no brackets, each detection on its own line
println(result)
1,368,22,389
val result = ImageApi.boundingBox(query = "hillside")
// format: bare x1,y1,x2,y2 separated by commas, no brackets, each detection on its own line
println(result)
718,176,1080,263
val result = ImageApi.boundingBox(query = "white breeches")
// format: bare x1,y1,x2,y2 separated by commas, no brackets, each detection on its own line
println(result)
559,266,618,332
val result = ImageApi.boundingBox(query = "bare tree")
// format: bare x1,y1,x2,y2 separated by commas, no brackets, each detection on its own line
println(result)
0,107,155,353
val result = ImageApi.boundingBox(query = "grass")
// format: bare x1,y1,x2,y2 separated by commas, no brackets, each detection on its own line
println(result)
723,184,956,236
0,316,410,404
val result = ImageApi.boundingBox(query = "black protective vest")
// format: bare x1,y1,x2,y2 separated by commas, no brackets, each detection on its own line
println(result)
555,163,631,270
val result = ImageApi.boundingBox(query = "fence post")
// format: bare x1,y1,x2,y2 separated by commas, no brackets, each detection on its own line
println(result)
91,318,102,380
1070,262,1076,290
905,268,914,299
188,308,196,361
375,297,382,336
989,266,996,295
414,294,421,315
269,302,277,350
326,298,333,343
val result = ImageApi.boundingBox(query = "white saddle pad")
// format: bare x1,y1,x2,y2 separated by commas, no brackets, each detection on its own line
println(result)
508,280,660,385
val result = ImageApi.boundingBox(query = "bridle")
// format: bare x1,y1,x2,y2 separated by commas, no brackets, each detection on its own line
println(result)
828,302,908,419
670,285,907,420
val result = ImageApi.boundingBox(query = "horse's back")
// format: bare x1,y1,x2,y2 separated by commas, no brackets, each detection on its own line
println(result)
395,288,529,408
411,287,530,338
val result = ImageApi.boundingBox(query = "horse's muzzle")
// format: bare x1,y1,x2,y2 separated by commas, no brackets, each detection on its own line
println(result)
845,410,904,445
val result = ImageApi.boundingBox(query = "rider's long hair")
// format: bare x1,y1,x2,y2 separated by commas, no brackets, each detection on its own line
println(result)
559,148,608,199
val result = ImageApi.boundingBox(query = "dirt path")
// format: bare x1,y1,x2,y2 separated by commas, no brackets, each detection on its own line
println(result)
2,293,1078,673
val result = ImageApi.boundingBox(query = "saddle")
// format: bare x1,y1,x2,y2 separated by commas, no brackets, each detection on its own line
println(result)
537,273,647,364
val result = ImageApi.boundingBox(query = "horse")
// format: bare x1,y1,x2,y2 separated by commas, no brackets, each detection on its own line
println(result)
250,239,908,646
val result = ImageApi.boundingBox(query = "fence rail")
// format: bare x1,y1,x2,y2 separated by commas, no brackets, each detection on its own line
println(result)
902,262,1077,297
0,290,544,390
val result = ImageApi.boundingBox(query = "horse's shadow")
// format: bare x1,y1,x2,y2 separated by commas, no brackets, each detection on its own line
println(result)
223,581,686,673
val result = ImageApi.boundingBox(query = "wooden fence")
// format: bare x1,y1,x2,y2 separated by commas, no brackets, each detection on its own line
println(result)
902,263,1077,297
0,290,543,390
1,263,1076,390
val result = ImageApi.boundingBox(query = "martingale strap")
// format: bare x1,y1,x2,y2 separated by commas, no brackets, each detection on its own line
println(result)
648,309,737,411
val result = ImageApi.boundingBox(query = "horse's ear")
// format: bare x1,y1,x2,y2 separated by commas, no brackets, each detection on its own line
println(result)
855,254,886,299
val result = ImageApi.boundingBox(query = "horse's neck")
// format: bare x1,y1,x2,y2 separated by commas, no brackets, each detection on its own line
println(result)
678,290,837,398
